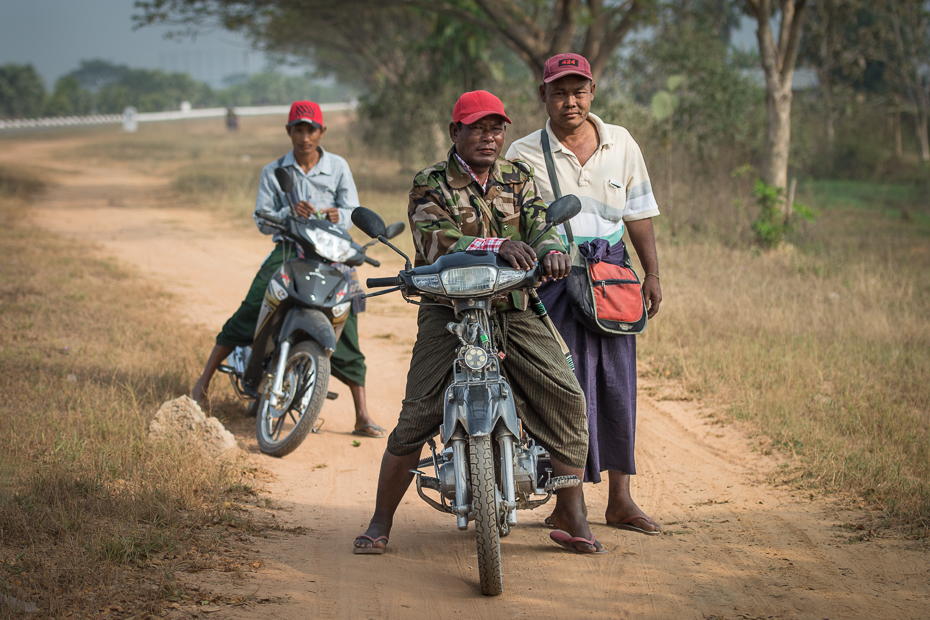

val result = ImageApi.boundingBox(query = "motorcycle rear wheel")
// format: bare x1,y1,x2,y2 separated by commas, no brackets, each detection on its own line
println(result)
469,435,504,596
255,340,330,457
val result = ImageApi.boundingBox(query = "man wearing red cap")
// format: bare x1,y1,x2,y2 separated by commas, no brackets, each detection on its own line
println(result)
354,90,605,556
507,54,663,535
191,101,385,439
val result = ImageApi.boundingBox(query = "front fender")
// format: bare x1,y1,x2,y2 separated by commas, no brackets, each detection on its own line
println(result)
440,381,520,443
279,308,337,355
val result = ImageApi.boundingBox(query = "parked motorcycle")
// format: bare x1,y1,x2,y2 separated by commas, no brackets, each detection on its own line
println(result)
351,195,582,596
219,168,404,457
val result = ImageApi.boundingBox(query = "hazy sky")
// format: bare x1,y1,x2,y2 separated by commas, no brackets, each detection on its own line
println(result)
0,0,270,88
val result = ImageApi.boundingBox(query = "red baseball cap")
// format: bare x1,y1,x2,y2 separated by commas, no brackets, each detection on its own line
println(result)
543,53,593,83
287,100,323,129
452,90,512,125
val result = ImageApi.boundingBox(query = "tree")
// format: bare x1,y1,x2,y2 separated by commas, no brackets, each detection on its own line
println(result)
63,60,134,92
45,77,95,116
135,0,658,83
799,0,867,149
868,0,930,161
0,64,46,119
742,0,809,192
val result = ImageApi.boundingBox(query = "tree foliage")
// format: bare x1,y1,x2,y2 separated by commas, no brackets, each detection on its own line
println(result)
134,0,658,82
865,0,930,161
621,13,762,159
0,64,46,118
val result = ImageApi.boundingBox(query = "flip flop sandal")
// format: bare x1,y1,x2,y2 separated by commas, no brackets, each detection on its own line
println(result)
607,515,661,536
351,424,386,438
353,535,388,555
549,530,608,555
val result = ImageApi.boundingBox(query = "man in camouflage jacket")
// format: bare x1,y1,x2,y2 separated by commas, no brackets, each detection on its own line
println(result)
354,91,605,556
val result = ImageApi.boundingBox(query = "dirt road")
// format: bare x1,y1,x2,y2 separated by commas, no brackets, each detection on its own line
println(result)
8,133,929,619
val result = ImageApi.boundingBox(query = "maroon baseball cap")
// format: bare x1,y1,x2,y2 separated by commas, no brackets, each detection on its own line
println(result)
543,53,593,83
452,90,512,125
287,100,323,129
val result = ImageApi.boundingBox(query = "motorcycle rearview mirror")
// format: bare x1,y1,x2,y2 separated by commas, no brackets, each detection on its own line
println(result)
274,167,300,211
352,208,412,271
384,221,406,240
528,194,582,246
360,221,406,251
351,207,387,238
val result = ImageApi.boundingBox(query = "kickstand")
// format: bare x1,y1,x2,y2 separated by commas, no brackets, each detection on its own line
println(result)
311,418,325,434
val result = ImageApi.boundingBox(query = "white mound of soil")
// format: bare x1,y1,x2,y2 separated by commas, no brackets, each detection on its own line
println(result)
148,396,239,459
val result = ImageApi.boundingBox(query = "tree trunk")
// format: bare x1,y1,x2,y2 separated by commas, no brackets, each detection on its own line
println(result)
917,111,930,162
749,0,808,218
895,106,903,158
762,84,793,191
822,79,835,150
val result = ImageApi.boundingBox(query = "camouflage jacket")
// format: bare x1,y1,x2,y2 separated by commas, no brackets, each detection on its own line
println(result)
408,149,566,310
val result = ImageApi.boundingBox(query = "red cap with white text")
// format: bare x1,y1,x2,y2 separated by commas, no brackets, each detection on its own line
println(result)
543,53,593,83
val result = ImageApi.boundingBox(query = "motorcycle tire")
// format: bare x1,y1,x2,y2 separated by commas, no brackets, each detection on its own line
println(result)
469,435,504,596
255,340,330,458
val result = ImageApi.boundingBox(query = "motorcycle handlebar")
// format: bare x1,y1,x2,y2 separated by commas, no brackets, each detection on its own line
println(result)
367,276,399,288
364,256,381,268
258,214,286,226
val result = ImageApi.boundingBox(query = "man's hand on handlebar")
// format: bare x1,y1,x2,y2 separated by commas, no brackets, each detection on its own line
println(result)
499,240,537,271
294,200,315,218
541,251,571,282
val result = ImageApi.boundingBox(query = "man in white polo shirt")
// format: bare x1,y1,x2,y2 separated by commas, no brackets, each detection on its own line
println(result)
507,53,663,536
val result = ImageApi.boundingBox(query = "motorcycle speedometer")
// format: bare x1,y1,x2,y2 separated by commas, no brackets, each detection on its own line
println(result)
439,266,498,296
303,226,354,262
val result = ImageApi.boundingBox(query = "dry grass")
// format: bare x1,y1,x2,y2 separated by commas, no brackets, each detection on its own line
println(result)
0,167,262,618
639,187,930,530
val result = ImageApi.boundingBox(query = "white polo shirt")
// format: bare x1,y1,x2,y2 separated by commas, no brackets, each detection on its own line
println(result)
506,113,660,246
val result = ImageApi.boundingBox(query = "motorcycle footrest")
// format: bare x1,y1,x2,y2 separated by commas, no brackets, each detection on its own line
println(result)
412,471,452,515
417,475,442,493
544,475,580,492
326,391,339,400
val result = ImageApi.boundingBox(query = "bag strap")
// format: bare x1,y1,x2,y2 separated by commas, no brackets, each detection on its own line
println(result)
540,129,579,262
540,129,576,248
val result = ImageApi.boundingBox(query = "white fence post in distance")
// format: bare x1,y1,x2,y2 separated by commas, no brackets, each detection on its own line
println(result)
123,106,138,133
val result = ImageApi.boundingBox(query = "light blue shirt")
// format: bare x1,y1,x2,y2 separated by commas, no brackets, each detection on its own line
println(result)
253,147,360,239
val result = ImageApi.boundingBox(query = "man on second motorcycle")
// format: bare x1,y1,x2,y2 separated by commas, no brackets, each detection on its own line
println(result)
190,100,386,439
353,90,605,555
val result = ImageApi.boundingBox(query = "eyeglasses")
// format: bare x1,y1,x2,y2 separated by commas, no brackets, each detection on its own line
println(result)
463,123,505,137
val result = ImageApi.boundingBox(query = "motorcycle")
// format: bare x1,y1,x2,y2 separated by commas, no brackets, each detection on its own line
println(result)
219,167,405,457
351,195,583,596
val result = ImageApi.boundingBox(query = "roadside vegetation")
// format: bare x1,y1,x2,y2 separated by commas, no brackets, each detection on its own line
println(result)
0,165,262,618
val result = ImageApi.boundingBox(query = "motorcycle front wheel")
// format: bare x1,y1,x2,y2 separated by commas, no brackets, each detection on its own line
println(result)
255,340,330,458
469,435,504,596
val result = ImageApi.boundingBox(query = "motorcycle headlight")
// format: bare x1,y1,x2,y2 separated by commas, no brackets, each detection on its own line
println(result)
412,274,444,294
496,268,527,289
303,227,354,262
439,266,498,296
332,301,351,318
